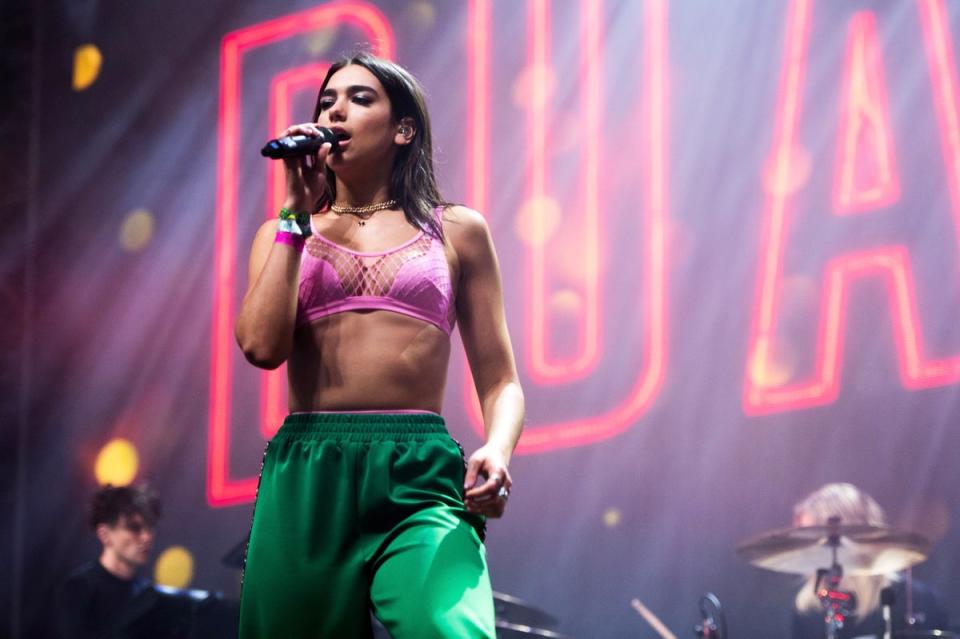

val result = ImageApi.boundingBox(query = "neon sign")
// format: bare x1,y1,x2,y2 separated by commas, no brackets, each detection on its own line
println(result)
209,1,960,507
744,0,960,415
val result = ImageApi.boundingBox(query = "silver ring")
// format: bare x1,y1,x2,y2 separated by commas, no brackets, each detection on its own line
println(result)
497,486,509,500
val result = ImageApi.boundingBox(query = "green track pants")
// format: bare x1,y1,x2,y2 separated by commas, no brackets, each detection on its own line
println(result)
238,412,495,638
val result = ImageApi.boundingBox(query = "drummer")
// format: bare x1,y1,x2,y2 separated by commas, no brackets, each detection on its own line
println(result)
790,483,949,638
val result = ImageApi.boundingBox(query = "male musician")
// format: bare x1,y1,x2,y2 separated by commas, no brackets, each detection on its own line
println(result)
54,483,186,639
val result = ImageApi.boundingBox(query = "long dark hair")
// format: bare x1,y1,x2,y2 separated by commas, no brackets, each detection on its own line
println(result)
313,52,446,238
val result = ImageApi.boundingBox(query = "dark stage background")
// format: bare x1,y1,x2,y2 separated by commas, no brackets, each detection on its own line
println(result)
6,0,960,637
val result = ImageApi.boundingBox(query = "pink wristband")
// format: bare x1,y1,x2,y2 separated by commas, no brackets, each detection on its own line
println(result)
275,230,305,252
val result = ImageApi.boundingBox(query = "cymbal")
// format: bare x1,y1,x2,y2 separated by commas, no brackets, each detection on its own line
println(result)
493,591,559,628
495,620,569,638
737,524,931,576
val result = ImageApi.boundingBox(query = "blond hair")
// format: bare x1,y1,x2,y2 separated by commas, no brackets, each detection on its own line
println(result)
793,483,895,620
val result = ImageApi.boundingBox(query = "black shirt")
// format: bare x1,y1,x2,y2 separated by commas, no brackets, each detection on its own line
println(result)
54,561,189,639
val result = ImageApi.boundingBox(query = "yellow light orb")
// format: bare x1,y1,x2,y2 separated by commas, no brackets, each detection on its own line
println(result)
514,196,561,246
303,26,339,56
603,507,622,528
119,208,155,253
94,438,139,486
406,1,436,29
154,546,194,589
73,44,103,91
749,337,797,388
550,289,582,315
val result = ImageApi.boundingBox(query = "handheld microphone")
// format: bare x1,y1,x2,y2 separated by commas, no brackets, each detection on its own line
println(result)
261,127,339,159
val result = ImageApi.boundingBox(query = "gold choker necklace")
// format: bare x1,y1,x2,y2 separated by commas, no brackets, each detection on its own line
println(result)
330,199,397,215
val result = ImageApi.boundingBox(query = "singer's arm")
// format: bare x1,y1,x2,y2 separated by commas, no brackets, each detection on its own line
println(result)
450,207,524,516
235,219,302,369
237,126,329,368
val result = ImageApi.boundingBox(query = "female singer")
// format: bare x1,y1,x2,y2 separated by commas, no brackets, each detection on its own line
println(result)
235,52,524,639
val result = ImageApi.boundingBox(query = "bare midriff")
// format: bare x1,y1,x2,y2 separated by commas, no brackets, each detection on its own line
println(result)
286,310,451,414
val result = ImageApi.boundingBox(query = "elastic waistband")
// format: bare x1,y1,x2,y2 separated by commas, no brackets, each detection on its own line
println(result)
275,411,449,442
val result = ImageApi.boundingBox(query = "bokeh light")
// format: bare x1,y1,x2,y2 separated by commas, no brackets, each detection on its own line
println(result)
514,196,562,246
763,143,813,196
551,289,582,315
94,438,139,486
303,26,340,56
73,44,103,91
406,1,436,29
512,64,556,111
603,507,622,528
154,546,195,589
119,208,155,253
749,336,797,388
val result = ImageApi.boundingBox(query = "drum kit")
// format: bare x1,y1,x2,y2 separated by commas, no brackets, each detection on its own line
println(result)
493,591,569,638
491,513,951,639
737,516,954,639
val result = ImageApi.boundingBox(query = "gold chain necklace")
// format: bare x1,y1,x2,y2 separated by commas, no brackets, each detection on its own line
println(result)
331,199,396,215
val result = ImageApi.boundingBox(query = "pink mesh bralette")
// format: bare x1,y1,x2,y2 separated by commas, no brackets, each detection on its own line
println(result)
296,220,455,335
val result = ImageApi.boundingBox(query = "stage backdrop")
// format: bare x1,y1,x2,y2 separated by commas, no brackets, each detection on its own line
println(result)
14,0,960,637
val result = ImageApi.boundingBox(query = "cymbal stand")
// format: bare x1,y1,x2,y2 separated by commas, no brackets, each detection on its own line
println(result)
816,517,857,639
905,565,917,627
693,592,726,639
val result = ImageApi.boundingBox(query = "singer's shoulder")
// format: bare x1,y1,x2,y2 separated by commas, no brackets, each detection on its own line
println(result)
441,205,496,267
441,205,490,240
254,218,281,241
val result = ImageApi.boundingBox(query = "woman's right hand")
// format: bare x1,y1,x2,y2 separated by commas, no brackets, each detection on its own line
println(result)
280,123,333,212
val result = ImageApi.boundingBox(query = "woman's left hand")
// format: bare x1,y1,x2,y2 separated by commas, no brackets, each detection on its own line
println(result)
463,445,512,518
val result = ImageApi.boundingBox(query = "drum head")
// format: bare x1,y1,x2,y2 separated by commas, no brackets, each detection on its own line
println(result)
495,621,569,638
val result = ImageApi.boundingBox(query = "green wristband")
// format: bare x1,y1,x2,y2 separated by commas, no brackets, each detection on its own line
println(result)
278,208,312,238
278,207,302,220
